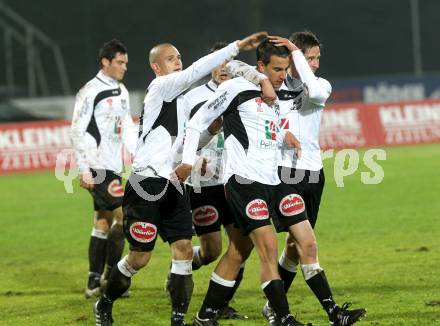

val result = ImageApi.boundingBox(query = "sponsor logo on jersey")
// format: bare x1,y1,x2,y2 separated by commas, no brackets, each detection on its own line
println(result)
246,199,269,220
192,205,219,226
129,222,157,243
208,91,227,110
279,194,305,216
280,118,289,129
108,179,124,197
114,116,122,136
264,120,278,140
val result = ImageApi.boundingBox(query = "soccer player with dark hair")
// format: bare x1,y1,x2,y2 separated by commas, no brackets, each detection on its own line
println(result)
175,38,310,326
70,38,137,299
93,32,268,326
260,32,367,326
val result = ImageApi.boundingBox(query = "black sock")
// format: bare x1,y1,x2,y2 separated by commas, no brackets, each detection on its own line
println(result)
222,266,244,307
278,263,297,293
263,279,291,320
199,280,234,319
103,264,132,302
88,236,107,279
168,273,194,324
305,271,338,318
105,224,125,279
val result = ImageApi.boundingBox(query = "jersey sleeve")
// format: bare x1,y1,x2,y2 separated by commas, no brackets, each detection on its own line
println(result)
70,85,94,172
156,41,240,101
226,60,267,86
182,80,242,165
121,112,138,155
291,50,331,106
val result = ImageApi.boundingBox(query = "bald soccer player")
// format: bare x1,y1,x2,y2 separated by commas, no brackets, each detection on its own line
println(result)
94,32,268,326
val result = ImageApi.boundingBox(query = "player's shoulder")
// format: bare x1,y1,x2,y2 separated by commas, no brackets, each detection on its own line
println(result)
218,76,258,93
185,82,213,99
316,77,332,93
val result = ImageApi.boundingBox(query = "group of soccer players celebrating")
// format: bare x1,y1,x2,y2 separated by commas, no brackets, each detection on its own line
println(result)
71,30,366,326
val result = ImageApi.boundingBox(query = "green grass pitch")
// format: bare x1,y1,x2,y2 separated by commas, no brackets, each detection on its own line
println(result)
1,144,439,325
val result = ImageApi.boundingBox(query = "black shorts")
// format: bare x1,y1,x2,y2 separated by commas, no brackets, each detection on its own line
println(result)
189,185,234,236
274,167,324,230
224,175,274,236
122,174,193,252
89,169,124,211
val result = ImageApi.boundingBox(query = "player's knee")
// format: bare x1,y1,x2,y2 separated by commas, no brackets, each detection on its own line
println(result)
171,239,193,260
203,249,220,264
202,241,222,263
94,218,110,232
127,252,150,270
302,239,318,260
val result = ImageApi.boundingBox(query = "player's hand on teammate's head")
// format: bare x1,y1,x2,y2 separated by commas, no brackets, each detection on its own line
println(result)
284,131,302,158
260,78,277,106
207,116,223,135
80,170,95,190
268,36,298,53
238,31,268,51
173,163,193,183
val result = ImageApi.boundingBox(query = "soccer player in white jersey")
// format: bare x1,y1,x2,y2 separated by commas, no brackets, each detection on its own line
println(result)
70,39,137,299
93,32,268,326
175,39,311,326
259,33,366,326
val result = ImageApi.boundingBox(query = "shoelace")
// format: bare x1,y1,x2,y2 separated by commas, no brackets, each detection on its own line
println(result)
339,302,353,311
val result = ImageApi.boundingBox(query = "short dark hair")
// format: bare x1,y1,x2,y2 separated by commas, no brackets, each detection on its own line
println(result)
98,39,127,67
256,38,290,65
289,31,321,53
208,41,228,54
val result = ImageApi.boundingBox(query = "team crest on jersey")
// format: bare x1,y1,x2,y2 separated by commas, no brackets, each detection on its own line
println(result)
246,199,269,220
192,205,219,226
108,179,124,197
106,98,113,106
129,222,157,243
279,194,305,216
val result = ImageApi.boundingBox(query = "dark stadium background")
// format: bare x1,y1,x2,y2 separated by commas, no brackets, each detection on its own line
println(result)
1,0,439,95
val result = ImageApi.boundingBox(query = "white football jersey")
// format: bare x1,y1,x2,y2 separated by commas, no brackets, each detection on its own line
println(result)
131,41,240,180
70,70,137,173
183,77,299,186
182,80,225,187
279,50,332,171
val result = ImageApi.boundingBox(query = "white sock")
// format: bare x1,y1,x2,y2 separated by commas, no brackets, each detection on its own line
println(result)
301,262,323,280
171,259,192,275
117,256,138,278
279,249,298,273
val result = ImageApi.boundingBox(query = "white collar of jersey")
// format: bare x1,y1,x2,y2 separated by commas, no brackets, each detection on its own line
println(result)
207,79,218,91
97,70,119,86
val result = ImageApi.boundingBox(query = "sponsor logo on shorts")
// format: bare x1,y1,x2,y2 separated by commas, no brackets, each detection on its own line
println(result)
129,222,157,243
192,205,219,226
279,194,305,216
246,199,269,220
108,179,124,197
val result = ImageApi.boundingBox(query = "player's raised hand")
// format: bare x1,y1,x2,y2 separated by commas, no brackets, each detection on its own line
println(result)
268,36,298,52
238,31,268,51
284,131,302,158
